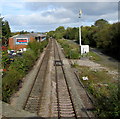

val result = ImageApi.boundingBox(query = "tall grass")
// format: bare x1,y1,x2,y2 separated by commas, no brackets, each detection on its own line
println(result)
78,66,120,118
57,39,80,59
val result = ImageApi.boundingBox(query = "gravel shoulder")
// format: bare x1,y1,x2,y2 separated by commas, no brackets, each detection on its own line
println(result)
71,58,118,80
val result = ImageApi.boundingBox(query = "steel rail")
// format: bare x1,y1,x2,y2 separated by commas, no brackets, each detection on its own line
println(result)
54,39,77,118
23,39,52,115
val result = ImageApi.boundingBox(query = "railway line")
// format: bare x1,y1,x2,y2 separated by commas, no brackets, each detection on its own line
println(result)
23,39,52,114
21,38,95,118
53,39,77,118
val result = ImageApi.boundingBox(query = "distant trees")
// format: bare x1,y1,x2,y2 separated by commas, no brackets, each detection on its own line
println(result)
63,27,78,40
47,19,119,60
55,26,66,39
94,19,109,28
19,30,29,34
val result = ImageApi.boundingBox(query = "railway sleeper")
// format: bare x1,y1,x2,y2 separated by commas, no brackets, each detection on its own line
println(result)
59,103,72,106
60,113,75,117
59,100,71,103
60,110,74,113
59,105,73,108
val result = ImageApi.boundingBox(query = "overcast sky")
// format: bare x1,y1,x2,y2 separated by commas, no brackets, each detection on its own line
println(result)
1,0,119,32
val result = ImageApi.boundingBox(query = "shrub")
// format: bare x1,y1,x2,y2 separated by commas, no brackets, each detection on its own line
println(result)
2,69,23,102
78,66,120,118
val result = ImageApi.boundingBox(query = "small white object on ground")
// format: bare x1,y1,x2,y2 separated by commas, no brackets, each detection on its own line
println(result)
82,76,89,80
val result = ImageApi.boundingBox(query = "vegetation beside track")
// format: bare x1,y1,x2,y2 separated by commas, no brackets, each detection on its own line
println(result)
57,39,80,59
57,39,102,61
47,20,119,60
75,65,120,118
2,40,48,102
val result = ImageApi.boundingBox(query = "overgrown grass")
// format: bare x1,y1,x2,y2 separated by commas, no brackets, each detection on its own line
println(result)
57,39,80,59
57,39,102,61
2,40,48,102
77,65,120,118
87,51,101,62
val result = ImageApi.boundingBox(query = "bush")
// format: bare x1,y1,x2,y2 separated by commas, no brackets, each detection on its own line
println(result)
94,84,120,118
2,69,23,102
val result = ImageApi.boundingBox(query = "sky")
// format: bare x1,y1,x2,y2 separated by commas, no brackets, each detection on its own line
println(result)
0,0,119,32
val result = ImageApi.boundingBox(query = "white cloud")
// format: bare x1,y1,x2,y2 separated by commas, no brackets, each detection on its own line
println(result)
2,1,118,32
23,0,119,2
5,8,72,27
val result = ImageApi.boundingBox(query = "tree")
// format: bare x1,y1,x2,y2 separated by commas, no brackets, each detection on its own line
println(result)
94,19,109,28
47,31,55,38
19,30,29,34
55,26,65,32
63,27,78,40
2,19,11,46
63,27,72,39
54,26,65,39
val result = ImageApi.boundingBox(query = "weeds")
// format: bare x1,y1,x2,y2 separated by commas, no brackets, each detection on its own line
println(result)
57,39,80,59
87,51,101,61
77,65,120,118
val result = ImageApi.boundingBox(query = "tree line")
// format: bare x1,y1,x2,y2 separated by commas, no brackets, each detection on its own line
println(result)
47,19,119,60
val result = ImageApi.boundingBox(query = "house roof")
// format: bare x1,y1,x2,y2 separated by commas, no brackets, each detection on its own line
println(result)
11,33,46,39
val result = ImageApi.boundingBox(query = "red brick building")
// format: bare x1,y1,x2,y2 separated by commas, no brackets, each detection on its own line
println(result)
8,33,39,50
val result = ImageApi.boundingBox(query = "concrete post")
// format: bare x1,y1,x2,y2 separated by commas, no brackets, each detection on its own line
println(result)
79,26,81,46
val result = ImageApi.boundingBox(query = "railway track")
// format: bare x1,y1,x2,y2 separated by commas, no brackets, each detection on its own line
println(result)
53,39,77,118
21,38,94,118
23,39,52,115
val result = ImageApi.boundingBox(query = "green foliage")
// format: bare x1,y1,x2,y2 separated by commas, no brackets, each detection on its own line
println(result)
64,27,78,40
2,19,11,46
2,50,10,69
28,40,48,56
19,30,29,34
78,66,120,118
94,19,109,28
2,69,23,102
2,40,48,102
47,19,119,60
54,26,66,39
47,31,55,38
57,39,80,59
88,51,101,61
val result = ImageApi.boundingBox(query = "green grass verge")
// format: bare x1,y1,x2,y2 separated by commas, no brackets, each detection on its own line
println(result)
57,39,102,61
87,51,101,61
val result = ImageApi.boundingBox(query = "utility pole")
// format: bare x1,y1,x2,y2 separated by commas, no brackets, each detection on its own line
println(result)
79,9,82,46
